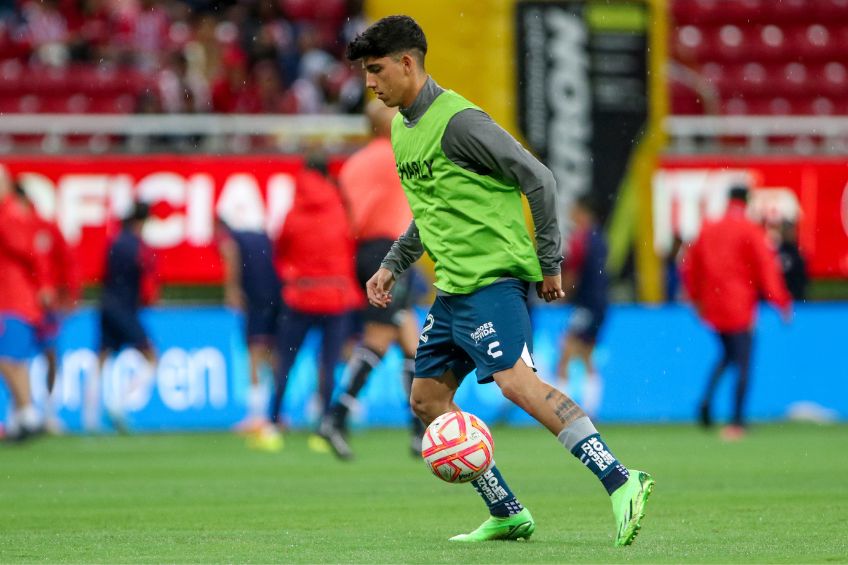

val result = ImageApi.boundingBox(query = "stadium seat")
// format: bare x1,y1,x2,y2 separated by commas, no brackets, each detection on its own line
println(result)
790,24,838,60
813,0,848,21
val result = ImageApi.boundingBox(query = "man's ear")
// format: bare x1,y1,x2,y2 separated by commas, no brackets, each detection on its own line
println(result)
401,52,415,74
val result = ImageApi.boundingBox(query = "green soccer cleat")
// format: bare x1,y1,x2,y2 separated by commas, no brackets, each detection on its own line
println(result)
611,469,655,547
449,508,535,542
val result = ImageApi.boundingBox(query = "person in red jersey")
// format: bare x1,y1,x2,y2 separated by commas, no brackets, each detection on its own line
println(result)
682,185,792,440
13,181,81,434
252,155,362,452
0,167,51,441
320,100,423,460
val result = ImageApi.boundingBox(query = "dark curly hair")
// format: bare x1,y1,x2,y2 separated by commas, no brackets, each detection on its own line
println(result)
346,15,427,64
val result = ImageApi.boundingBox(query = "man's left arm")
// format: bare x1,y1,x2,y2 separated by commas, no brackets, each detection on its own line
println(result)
443,110,563,274
443,109,564,301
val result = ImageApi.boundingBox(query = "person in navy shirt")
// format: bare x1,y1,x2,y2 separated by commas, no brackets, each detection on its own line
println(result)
93,202,158,432
217,219,282,432
557,196,609,419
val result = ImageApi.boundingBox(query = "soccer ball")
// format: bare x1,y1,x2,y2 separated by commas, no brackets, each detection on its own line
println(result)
421,411,494,483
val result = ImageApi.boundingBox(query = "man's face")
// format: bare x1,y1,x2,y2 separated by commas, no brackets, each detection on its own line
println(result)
363,54,412,108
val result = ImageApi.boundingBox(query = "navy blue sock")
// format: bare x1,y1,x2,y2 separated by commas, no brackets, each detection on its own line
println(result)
570,433,630,494
470,464,524,517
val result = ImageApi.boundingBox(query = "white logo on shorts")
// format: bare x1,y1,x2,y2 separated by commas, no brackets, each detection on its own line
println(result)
471,322,497,344
420,314,435,344
487,341,503,359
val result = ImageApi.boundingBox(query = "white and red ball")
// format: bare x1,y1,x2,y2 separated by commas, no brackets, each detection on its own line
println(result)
421,411,494,483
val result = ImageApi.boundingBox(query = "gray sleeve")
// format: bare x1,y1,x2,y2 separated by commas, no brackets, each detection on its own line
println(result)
442,109,563,275
380,220,425,279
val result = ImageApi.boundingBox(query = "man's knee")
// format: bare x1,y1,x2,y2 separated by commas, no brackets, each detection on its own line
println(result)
409,381,451,425
494,360,541,408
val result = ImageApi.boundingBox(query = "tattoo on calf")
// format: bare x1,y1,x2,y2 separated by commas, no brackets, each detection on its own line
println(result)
545,389,585,425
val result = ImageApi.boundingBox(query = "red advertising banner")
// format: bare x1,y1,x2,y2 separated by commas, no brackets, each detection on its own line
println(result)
2,155,327,284
654,156,848,278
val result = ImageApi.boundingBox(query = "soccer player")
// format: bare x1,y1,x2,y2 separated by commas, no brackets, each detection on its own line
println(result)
0,166,48,441
320,99,423,460
93,202,158,432
15,181,81,433
217,219,282,433
556,196,609,419
347,16,654,546
682,185,792,440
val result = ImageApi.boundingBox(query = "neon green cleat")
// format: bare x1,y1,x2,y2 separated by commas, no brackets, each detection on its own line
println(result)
307,433,331,454
247,426,284,453
611,469,655,547
449,508,535,542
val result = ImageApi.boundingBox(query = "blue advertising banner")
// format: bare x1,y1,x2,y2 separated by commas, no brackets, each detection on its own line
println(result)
1,304,845,432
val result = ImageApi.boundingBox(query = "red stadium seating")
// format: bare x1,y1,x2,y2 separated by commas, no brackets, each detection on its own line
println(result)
670,0,848,115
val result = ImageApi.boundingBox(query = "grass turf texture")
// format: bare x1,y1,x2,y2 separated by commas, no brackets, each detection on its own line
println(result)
1,424,846,564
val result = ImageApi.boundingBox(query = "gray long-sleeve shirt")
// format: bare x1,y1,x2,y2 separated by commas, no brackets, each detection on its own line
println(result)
382,77,564,283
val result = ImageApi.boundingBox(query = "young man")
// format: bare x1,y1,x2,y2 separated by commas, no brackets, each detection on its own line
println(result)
320,99,423,460
95,202,158,432
347,15,653,546
557,196,609,419
682,185,792,440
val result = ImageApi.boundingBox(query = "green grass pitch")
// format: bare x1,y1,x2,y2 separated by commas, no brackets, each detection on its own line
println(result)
1,424,847,564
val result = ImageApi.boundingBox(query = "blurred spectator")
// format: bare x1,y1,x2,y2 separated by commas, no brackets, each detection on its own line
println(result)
0,165,49,442
216,219,282,434
682,185,792,441
93,202,158,433
320,100,420,460
777,220,808,301
21,0,69,66
0,0,365,114
556,195,609,420
210,49,261,113
254,154,362,452
158,51,210,113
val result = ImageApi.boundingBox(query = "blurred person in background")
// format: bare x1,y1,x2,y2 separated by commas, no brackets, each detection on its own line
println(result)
0,166,49,442
777,220,808,301
93,202,158,433
682,185,792,441
216,218,282,434
663,235,684,303
556,195,608,420
319,99,422,460
253,154,361,452
14,181,80,434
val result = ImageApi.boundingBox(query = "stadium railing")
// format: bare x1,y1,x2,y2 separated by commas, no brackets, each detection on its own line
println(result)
665,115,848,154
0,114,369,154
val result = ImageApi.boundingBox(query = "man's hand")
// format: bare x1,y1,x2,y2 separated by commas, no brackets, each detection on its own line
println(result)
366,268,396,308
536,273,565,303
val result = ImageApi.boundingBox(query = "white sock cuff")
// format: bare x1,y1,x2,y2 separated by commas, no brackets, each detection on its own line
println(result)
557,416,598,451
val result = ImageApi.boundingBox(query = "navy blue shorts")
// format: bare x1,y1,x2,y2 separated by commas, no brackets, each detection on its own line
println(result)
567,306,606,343
415,279,536,384
246,300,282,345
100,304,150,353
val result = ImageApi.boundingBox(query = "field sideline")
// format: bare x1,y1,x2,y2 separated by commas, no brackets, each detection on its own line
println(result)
1,424,846,564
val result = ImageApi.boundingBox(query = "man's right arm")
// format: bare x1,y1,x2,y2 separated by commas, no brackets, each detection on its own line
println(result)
380,220,425,280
